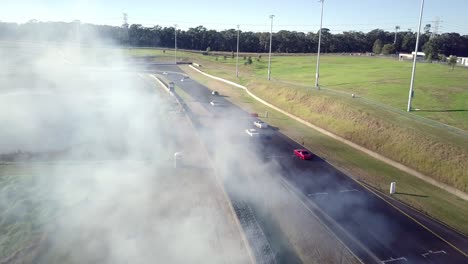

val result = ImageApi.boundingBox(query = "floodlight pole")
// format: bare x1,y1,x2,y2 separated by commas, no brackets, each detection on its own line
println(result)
174,24,178,65
268,15,274,81
315,0,324,89
407,0,424,112
236,25,240,77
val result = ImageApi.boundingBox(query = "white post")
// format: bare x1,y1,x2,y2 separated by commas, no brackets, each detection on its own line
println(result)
236,25,240,77
174,152,182,168
390,182,396,194
407,0,425,112
268,15,275,81
174,24,178,65
315,0,324,89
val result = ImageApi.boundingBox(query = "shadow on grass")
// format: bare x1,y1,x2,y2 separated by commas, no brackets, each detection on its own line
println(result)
326,77,407,88
415,109,468,113
395,192,429,198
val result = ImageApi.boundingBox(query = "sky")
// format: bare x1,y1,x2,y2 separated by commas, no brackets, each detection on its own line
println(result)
1,0,468,34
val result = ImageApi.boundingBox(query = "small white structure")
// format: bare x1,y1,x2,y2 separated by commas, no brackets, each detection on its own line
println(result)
457,57,468,67
390,182,396,194
399,52,425,61
174,152,183,168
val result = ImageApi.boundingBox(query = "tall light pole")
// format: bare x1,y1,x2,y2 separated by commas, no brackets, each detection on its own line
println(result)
267,15,274,81
315,0,324,89
394,25,400,44
174,24,178,65
407,0,425,112
236,25,240,77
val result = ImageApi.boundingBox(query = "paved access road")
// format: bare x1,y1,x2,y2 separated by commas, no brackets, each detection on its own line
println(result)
154,64,468,264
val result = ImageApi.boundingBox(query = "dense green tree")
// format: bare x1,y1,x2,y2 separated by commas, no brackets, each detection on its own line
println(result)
382,44,396,55
423,38,441,61
2,21,468,57
448,56,457,70
373,39,383,54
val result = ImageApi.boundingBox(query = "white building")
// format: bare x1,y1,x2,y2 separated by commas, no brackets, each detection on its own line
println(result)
399,52,425,61
457,57,468,67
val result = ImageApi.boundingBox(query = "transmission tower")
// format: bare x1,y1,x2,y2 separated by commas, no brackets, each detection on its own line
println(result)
122,13,129,28
122,13,129,47
431,17,442,38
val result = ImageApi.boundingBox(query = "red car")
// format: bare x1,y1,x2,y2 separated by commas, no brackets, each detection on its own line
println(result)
294,149,312,160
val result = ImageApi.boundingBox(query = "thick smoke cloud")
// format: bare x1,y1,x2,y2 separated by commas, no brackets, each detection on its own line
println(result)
0,27,249,263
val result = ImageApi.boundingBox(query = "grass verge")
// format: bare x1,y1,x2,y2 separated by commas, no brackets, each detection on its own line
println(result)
180,64,468,235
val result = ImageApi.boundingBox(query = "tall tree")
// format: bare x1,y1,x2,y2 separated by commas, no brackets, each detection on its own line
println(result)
373,39,383,54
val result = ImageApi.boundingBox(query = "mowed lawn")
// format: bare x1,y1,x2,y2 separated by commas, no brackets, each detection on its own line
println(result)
136,48,467,130
261,56,468,127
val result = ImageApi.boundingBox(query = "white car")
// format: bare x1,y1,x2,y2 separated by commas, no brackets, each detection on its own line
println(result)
254,120,268,129
210,101,222,106
245,129,260,137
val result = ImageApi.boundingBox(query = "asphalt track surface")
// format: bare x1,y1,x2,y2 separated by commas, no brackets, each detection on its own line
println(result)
154,65,467,264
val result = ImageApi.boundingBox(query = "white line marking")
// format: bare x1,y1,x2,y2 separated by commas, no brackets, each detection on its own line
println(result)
382,256,408,263
307,192,328,196
421,250,447,258
339,189,359,193
264,155,289,158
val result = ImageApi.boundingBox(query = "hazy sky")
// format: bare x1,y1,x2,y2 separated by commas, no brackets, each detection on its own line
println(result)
2,0,467,34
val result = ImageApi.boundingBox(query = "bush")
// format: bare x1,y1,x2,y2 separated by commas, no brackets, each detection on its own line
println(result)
438,54,447,62
215,57,218,61
246,56,253,65
223,55,227,60
382,44,395,55
243,56,247,60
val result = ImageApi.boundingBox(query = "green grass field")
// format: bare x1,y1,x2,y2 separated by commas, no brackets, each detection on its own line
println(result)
127,48,468,130
0,164,56,261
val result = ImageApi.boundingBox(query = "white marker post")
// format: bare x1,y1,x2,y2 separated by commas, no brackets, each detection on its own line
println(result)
390,182,396,194
174,152,182,168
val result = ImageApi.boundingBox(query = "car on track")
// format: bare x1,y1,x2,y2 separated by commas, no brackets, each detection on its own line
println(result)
211,90,219,96
180,76,190,82
294,149,312,160
245,129,260,137
254,120,268,129
210,100,222,106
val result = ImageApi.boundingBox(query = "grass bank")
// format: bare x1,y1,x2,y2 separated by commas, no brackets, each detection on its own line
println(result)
180,64,468,235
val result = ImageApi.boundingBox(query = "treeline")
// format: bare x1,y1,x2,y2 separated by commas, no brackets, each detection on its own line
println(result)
1,21,468,58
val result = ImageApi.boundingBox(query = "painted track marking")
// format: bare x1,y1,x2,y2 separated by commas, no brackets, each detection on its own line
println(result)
339,189,359,193
381,256,407,263
307,192,328,196
421,250,447,258
351,179,468,258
